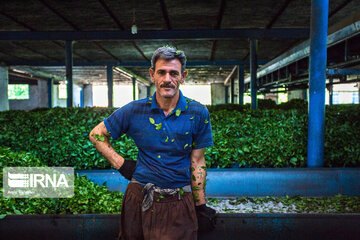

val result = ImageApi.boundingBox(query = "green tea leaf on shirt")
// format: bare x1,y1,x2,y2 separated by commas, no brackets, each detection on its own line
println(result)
179,188,184,195
171,138,175,142
184,144,188,149
155,123,162,130
165,136,169,142
185,105,188,110
157,155,161,158
95,134,105,142
192,142,197,148
185,132,189,135
190,116,194,120
149,97,152,101
149,117,155,124
204,119,209,124
175,108,181,116
191,175,196,181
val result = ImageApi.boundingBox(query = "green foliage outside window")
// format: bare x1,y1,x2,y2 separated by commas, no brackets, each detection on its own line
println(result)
8,84,29,100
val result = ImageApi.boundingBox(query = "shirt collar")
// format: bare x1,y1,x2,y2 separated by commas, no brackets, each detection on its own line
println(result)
150,90,188,113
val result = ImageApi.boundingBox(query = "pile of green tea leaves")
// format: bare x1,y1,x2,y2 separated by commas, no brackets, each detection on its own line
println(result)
0,103,359,169
207,195,360,214
0,146,123,217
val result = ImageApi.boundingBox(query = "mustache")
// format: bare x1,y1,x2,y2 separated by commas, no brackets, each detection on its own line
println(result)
160,83,176,88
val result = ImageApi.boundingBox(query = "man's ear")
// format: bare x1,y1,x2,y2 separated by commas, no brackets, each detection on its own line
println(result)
180,70,188,84
149,68,155,83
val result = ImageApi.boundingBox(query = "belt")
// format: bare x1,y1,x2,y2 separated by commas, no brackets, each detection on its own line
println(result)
131,178,191,212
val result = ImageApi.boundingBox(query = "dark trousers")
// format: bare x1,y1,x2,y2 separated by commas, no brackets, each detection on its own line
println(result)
119,182,198,240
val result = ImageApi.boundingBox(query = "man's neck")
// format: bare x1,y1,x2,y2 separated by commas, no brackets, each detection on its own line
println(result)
155,91,180,116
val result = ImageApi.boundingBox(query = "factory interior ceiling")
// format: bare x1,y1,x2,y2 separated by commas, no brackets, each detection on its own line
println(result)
0,0,360,87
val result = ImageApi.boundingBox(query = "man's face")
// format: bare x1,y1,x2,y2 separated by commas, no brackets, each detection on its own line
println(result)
149,58,187,99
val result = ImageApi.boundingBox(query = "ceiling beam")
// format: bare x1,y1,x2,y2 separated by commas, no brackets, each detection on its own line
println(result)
11,42,61,61
98,0,149,61
210,0,227,61
223,65,237,85
329,0,353,18
98,0,125,30
266,0,293,29
242,0,293,61
6,60,268,67
38,0,79,30
0,10,35,30
38,0,121,62
0,28,310,41
159,0,172,30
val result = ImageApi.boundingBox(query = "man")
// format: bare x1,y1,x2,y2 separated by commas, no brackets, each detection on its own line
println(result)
89,46,216,240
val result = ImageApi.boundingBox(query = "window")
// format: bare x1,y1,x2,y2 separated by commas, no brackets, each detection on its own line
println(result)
58,84,67,99
333,93,339,104
352,92,359,104
8,84,29,100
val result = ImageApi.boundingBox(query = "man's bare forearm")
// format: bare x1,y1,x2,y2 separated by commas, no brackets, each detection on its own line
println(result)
190,149,207,206
89,122,124,169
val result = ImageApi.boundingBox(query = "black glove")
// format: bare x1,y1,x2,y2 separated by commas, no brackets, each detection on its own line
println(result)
118,160,136,180
195,204,216,232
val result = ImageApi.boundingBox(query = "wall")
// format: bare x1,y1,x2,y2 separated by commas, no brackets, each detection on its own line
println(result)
211,83,226,105
0,67,9,111
83,84,93,107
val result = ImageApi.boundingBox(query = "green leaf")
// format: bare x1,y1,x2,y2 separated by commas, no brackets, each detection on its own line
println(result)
157,155,161,158
204,119,209,124
191,175,196,181
95,134,105,142
175,108,181,117
191,167,195,172
190,116,194,120
184,144,188,149
155,123,163,130
165,136,169,142
171,138,175,142
149,117,155,124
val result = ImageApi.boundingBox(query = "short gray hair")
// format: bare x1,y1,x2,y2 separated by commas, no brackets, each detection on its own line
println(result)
151,46,187,73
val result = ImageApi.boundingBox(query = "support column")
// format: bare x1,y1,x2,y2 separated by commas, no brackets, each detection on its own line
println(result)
307,0,329,168
225,86,229,104
80,87,84,108
132,77,136,100
238,65,244,105
147,86,150,97
65,40,73,108
107,66,113,108
0,67,9,111
83,84,93,107
48,78,52,108
230,77,234,104
250,39,258,110
329,77,333,105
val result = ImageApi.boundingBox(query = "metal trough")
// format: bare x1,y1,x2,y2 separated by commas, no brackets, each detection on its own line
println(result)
1,213,359,240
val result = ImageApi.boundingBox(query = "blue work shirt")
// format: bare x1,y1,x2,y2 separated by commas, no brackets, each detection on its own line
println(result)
104,90,213,188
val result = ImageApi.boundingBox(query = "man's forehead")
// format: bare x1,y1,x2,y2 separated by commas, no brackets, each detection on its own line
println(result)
155,58,182,71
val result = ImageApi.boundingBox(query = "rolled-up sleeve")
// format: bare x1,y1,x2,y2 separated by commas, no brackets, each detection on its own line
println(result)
104,103,132,140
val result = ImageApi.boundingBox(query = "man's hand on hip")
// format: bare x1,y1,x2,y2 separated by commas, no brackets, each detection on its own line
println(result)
195,204,217,232
118,160,136,180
